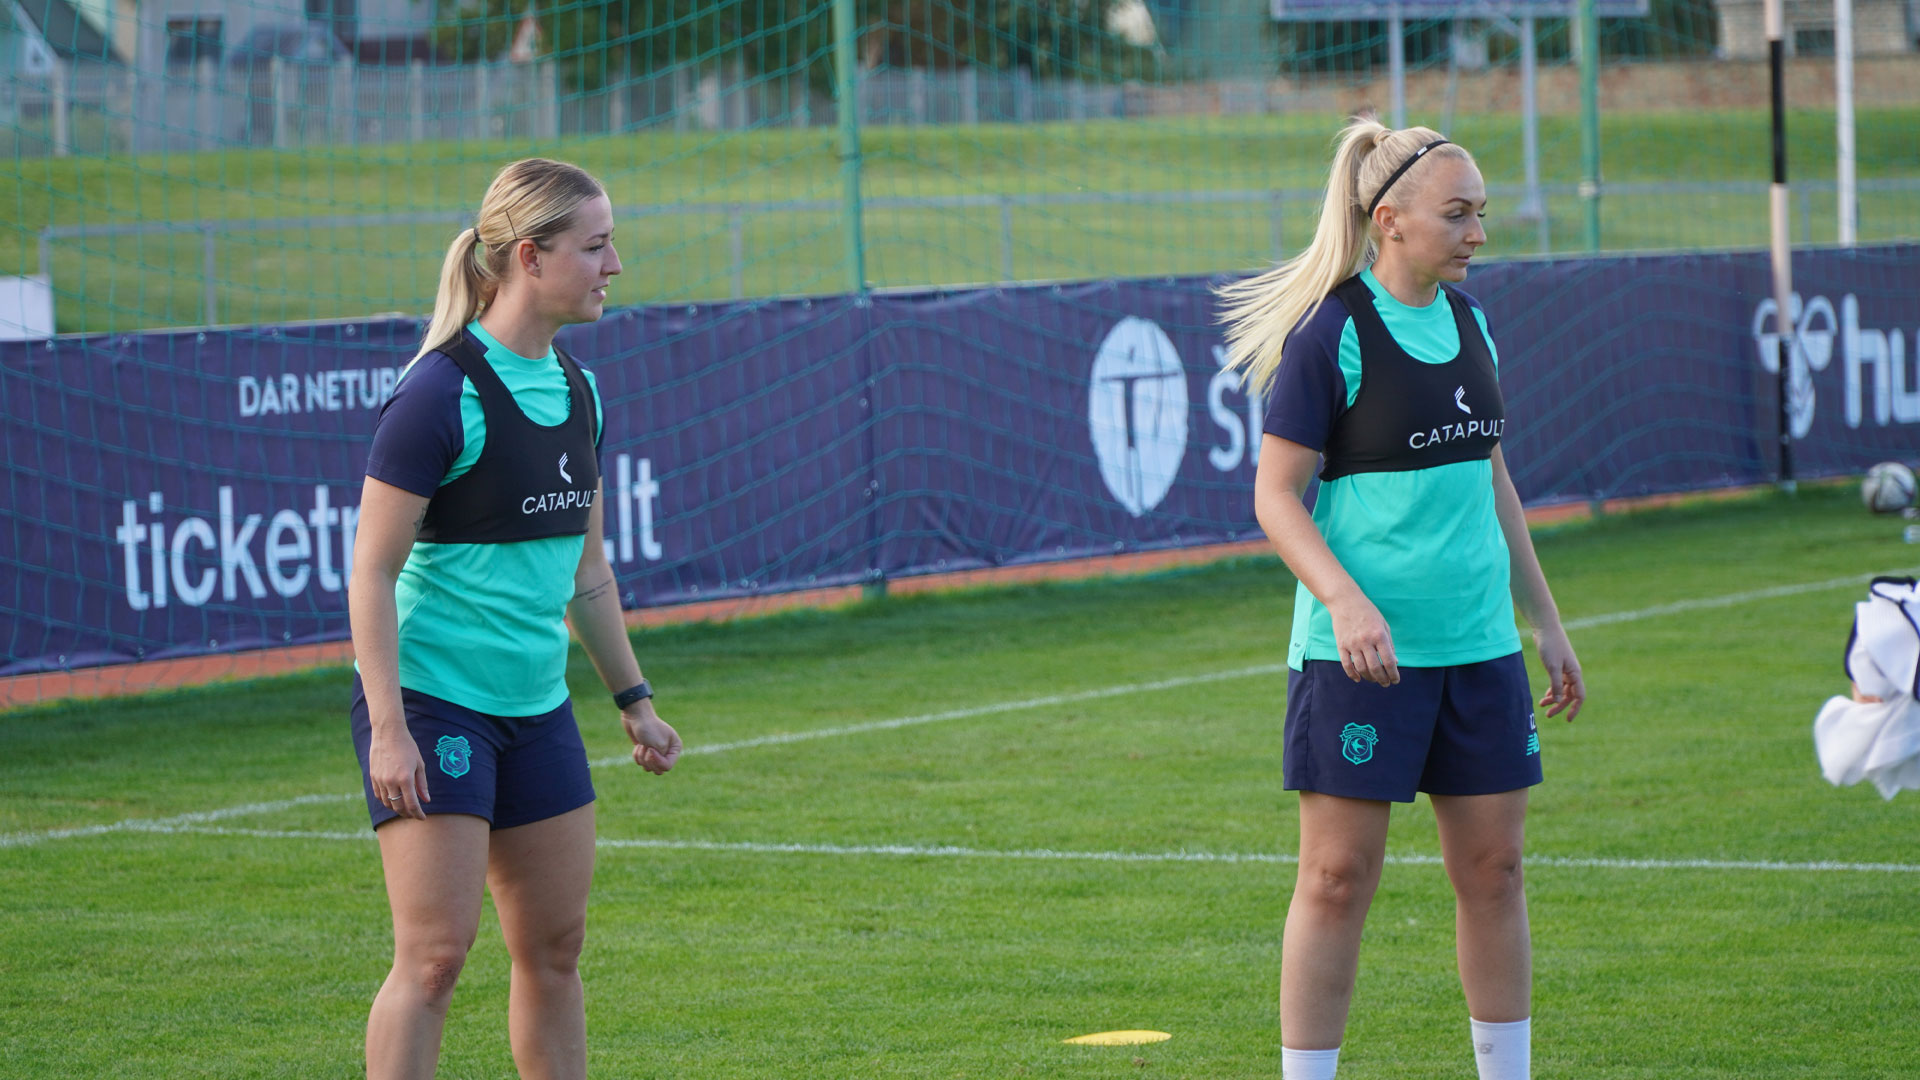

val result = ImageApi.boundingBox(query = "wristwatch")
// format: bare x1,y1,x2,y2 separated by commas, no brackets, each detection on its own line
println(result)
612,680,653,710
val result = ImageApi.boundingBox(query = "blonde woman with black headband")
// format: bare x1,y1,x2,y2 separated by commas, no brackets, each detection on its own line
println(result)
1220,117,1585,1080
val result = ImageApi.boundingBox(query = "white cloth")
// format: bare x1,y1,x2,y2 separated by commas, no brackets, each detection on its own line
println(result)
1813,577,1920,799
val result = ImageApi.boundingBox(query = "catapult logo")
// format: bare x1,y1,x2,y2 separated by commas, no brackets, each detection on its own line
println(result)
1089,317,1189,517
1753,293,1920,435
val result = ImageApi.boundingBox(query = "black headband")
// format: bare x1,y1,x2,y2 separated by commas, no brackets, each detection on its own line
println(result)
1366,139,1451,218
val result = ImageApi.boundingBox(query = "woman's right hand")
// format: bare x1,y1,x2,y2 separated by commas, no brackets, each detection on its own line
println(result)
622,701,682,775
1330,594,1398,686
368,722,429,820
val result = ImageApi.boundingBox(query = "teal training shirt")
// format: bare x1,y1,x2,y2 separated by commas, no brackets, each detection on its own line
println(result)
362,320,605,716
1261,269,1521,670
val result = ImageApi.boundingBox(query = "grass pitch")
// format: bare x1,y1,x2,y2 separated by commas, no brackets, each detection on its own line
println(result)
4,484,1920,1077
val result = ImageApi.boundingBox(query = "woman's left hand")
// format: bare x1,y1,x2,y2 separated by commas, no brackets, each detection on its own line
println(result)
1535,624,1585,721
622,700,683,775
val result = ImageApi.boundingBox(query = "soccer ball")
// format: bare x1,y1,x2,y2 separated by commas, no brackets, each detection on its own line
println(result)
1861,461,1917,514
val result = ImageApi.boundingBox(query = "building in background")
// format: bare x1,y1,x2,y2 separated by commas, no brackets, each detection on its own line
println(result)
3,0,125,76
1715,0,1918,57
134,0,442,74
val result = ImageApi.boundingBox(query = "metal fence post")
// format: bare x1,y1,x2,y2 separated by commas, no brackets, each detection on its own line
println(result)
333,57,354,145
51,59,71,157
408,61,425,143
196,59,217,151
113,64,134,153
201,225,218,326
729,212,745,299
1386,4,1406,128
832,0,867,294
999,197,1015,283
475,63,490,140
1516,13,1545,235
124,64,144,154
542,60,560,139
1270,190,1285,262
1577,0,1602,251
271,58,290,150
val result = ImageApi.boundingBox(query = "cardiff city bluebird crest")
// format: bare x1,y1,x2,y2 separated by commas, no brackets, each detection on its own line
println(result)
1340,723,1378,765
435,735,473,779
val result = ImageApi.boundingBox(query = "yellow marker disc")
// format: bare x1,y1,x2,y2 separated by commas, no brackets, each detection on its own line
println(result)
1063,1030,1172,1046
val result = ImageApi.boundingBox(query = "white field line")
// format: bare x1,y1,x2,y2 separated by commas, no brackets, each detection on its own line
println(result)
0,793,358,849
7,567,1911,852
109,824,1920,874
586,663,1293,767
1559,571,1911,631
587,567,1914,767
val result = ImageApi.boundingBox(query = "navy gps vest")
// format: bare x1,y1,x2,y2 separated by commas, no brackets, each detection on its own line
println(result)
1318,274,1506,482
414,331,601,545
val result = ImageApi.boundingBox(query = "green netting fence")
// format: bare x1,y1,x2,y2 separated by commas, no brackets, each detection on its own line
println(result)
3,0,1917,335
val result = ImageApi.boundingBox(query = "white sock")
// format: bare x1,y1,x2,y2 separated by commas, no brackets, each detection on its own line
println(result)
1470,1017,1531,1080
1281,1046,1340,1080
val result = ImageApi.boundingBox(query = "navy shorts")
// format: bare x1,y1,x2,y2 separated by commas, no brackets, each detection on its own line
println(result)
1282,651,1542,803
349,673,596,830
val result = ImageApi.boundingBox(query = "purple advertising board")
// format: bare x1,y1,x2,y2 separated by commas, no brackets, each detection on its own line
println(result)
3,244,1916,675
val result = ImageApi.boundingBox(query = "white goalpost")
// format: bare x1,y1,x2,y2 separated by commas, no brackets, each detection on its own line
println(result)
1835,0,1857,246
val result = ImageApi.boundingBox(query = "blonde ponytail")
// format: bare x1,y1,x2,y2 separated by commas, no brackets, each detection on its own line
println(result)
1216,117,1471,397
415,228,490,362
413,157,608,362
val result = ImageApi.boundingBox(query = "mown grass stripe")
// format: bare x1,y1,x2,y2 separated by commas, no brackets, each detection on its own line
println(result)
118,825,1920,875
7,566,1908,851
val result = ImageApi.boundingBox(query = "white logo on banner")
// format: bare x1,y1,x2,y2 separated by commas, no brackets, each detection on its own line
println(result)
1089,317,1188,517
236,366,402,416
1753,293,1920,435
110,453,669,613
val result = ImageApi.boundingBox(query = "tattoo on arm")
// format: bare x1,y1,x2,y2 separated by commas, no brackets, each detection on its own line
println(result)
573,575,616,603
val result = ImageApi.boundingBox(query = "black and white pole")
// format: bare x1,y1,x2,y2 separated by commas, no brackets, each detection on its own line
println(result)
1767,0,1794,491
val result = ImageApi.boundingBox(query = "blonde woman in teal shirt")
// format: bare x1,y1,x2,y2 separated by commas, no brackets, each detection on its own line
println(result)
1220,118,1586,1080
348,158,681,1080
